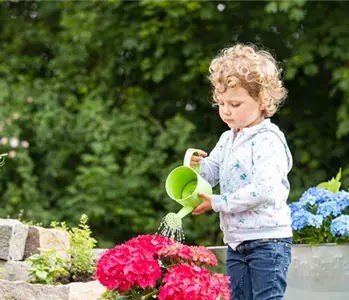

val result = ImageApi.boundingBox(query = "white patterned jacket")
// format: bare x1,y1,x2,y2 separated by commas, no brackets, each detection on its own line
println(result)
200,119,293,246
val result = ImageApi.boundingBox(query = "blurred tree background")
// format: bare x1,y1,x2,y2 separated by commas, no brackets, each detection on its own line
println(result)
1,0,349,248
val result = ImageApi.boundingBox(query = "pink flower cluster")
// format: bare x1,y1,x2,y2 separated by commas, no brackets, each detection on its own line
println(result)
158,243,218,266
96,234,231,299
95,244,161,291
125,234,176,254
159,263,230,300
96,235,173,291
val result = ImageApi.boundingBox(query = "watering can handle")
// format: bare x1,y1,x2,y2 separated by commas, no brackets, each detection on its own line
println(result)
183,148,201,173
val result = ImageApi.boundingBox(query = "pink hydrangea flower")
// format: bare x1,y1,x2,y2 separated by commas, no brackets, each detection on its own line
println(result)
211,273,231,300
124,234,176,256
158,242,193,261
95,235,231,298
96,243,161,291
158,263,230,300
189,246,218,266
159,244,218,266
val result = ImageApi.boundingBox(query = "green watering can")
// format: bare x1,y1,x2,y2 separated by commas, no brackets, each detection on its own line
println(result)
165,148,213,219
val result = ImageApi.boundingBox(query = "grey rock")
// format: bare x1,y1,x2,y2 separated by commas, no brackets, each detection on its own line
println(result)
0,279,104,300
0,260,29,282
0,279,69,300
0,219,28,261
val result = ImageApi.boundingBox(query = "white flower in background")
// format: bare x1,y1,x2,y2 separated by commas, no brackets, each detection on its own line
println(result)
10,137,19,148
11,112,20,120
26,96,33,103
1,137,8,145
9,150,16,158
217,3,226,12
21,140,29,148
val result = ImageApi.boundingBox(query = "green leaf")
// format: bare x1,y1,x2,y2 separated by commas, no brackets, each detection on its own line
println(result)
285,67,297,80
265,2,278,14
36,270,48,281
336,168,342,181
289,8,305,21
304,64,319,76
317,169,342,193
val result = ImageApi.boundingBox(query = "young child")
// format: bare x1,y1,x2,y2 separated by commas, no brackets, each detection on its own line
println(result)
191,44,293,300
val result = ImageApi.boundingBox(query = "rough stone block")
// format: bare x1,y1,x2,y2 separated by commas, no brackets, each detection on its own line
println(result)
24,226,70,261
0,279,69,300
0,260,29,282
0,219,28,261
69,280,105,300
0,279,104,300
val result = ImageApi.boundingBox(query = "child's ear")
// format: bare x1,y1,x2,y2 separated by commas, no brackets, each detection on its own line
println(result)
259,103,266,110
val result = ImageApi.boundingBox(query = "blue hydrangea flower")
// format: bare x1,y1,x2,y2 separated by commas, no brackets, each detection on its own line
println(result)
291,209,323,231
299,187,333,206
330,215,349,237
289,202,304,216
317,190,349,218
317,201,344,218
332,190,349,210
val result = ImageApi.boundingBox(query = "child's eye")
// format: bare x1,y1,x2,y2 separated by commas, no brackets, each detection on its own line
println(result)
230,103,241,108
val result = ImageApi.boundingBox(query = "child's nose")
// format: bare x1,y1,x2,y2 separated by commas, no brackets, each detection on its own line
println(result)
223,106,231,115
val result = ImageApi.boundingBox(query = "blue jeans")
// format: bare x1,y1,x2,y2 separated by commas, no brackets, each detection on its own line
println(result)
226,238,292,300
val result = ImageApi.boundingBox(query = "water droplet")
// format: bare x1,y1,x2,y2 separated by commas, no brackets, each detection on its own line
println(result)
156,213,185,242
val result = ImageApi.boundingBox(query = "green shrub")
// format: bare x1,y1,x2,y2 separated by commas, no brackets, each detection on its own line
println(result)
27,214,97,284
26,249,68,285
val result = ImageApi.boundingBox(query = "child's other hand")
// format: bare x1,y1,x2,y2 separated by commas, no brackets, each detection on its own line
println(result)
192,192,212,215
190,149,207,168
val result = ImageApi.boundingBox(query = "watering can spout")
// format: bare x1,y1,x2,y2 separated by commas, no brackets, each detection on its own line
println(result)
177,207,194,219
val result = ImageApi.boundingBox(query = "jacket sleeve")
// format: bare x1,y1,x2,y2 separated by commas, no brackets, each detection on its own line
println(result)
199,132,229,188
211,132,291,214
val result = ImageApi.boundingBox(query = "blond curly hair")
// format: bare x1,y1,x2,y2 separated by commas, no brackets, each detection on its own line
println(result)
209,43,287,117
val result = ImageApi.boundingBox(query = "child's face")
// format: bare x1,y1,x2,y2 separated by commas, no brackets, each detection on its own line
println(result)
216,85,264,130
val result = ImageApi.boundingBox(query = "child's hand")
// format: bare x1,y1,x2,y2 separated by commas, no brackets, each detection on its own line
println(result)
190,149,207,168
192,192,212,215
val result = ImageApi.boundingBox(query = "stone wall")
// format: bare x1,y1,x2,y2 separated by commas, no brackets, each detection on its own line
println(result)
0,218,104,300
